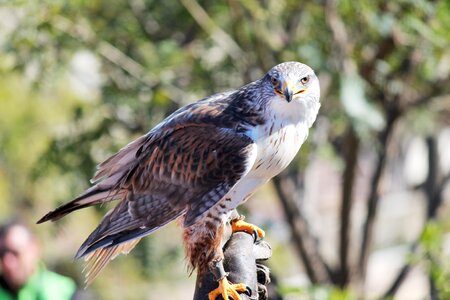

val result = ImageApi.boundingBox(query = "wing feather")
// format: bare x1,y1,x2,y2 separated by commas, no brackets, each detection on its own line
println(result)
38,92,259,282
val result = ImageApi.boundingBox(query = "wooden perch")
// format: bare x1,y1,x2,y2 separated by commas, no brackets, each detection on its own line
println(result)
193,213,272,300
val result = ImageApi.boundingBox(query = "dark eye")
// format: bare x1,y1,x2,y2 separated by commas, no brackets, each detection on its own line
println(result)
300,76,310,84
271,76,279,86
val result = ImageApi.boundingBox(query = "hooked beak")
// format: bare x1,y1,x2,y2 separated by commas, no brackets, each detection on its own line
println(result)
283,86,293,103
283,80,306,102
274,80,307,102
282,80,296,103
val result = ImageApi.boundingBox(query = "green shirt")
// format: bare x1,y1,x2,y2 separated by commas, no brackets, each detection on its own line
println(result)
0,266,76,300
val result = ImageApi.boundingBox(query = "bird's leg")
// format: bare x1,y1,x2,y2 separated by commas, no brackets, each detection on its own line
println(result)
230,216,265,240
208,259,248,300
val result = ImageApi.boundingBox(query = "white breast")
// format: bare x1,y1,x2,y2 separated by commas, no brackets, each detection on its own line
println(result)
217,95,317,211
251,120,308,178
248,96,310,178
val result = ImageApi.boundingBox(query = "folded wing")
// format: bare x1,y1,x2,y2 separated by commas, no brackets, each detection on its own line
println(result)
38,101,257,283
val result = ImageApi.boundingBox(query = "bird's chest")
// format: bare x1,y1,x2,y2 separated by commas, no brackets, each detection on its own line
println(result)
250,119,307,178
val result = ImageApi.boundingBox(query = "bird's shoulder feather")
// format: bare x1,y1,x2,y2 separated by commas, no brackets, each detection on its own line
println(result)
92,90,261,188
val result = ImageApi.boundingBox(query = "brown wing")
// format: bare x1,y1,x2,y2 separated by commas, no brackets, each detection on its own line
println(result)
77,124,255,284
37,91,249,224
38,97,257,283
37,89,260,281
75,124,256,254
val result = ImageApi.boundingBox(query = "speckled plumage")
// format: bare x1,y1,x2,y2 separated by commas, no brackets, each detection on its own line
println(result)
38,61,321,284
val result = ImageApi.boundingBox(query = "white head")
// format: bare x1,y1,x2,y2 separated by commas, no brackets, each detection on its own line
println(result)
261,61,321,127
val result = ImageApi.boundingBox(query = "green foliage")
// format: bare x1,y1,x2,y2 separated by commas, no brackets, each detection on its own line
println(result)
419,222,450,299
279,284,355,300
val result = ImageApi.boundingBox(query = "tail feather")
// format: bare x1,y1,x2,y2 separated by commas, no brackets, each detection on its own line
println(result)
74,193,187,260
37,187,125,224
38,134,148,224
75,227,153,260
73,201,186,284
83,239,141,286
37,170,130,224
37,133,166,286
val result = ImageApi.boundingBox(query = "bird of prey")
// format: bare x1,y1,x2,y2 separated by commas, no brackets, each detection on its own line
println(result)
38,61,320,300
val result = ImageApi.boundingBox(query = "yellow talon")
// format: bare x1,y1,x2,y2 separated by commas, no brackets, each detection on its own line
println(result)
208,277,247,300
231,219,265,239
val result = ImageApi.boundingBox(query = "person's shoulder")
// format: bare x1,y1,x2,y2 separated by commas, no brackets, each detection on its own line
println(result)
0,275,14,300
42,268,76,284
39,268,77,300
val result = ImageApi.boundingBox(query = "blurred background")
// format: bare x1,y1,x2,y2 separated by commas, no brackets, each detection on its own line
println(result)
0,0,449,299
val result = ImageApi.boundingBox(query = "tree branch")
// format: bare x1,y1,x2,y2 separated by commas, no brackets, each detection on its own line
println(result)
236,1,277,72
383,242,419,298
357,105,400,283
337,127,360,287
128,0,159,41
324,0,355,74
51,16,156,87
180,0,247,68
384,136,450,298
50,15,186,104
273,173,333,284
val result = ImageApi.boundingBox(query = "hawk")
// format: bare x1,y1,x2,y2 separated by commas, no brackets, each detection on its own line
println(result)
38,61,320,300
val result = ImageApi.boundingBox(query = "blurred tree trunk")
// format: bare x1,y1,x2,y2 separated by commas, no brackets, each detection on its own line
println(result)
357,106,401,284
384,136,450,298
337,127,359,287
273,174,333,285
